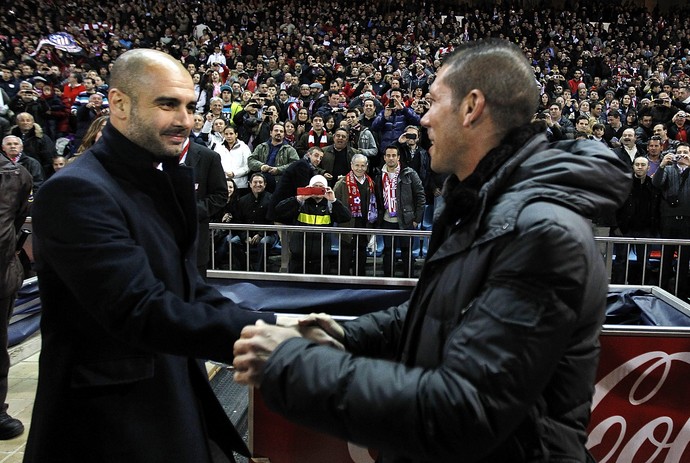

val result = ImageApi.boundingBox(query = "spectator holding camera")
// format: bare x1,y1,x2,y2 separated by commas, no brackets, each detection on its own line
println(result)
650,92,678,125
395,125,429,184
315,91,347,128
273,174,351,274
372,88,421,157
10,82,49,130
652,143,690,300
668,111,690,142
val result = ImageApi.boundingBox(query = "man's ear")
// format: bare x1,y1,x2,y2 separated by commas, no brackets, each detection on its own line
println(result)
107,88,130,122
461,89,486,128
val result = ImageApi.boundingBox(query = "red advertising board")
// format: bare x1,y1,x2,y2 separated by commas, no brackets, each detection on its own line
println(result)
249,388,378,463
250,331,690,463
586,332,690,463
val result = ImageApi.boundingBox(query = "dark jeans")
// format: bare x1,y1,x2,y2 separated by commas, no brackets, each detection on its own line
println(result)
381,220,413,278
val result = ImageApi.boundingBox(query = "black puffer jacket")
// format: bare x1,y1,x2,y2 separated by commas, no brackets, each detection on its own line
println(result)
259,131,630,462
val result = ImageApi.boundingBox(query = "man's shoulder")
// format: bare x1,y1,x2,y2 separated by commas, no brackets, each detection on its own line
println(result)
238,193,255,206
286,157,308,171
35,154,109,201
401,166,421,179
251,143,268,154
189,141,220,160
1,156,32,185
18,155,42,170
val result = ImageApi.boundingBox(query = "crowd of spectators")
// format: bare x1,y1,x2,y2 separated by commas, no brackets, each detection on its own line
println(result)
3,0,690,276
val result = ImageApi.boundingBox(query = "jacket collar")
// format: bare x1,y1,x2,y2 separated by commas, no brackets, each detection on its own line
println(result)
426,129,547,263
91,123,198,252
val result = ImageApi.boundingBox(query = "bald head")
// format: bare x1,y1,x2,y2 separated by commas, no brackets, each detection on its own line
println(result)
108,49,196,159
16,112,35,133
110,49,191,103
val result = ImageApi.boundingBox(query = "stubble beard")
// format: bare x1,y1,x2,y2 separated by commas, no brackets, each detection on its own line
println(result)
127,105,182,161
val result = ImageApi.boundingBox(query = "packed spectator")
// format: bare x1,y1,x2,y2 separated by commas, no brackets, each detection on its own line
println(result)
4,0,690,276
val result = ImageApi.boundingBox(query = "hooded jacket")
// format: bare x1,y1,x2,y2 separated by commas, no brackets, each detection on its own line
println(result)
257,129,630,462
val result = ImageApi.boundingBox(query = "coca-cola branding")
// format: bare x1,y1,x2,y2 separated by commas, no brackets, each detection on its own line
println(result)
252,335,690,463
587,335,690,463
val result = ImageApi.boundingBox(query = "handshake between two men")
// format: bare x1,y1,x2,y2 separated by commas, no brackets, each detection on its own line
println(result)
233,314,344,386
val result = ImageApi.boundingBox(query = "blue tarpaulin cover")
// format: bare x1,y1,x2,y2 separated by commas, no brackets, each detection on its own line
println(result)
12,282,690,348
605,288,690,327
10,279,41,346
209,280,412,316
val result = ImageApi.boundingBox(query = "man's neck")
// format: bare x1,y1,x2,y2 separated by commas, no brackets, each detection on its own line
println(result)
271,140,282,147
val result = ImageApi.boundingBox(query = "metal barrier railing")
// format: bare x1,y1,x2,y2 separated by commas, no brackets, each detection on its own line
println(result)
19,217,690,298
207,224,690,298
595,236,690,299
208,223,429,286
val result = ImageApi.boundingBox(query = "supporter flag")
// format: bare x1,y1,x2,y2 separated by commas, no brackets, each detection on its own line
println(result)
31,32,83,56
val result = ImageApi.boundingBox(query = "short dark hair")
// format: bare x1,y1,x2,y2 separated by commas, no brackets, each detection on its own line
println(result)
384,144,400,156
250,172,266,182
441,40,539,137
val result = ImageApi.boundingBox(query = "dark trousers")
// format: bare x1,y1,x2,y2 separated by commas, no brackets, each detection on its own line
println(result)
660,216,690,300
0,295,14,413
289,254,329,274
339,218,370,276
611,229,654,285
340,234,369,276
381,220,413,278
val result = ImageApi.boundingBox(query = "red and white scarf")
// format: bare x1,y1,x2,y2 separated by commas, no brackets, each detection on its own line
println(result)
346,171,378,223
382,165,400,217
307,128,328,148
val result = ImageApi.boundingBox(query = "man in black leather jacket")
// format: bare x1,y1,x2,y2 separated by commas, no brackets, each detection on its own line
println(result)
0,151,31,440
234,40,631,463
